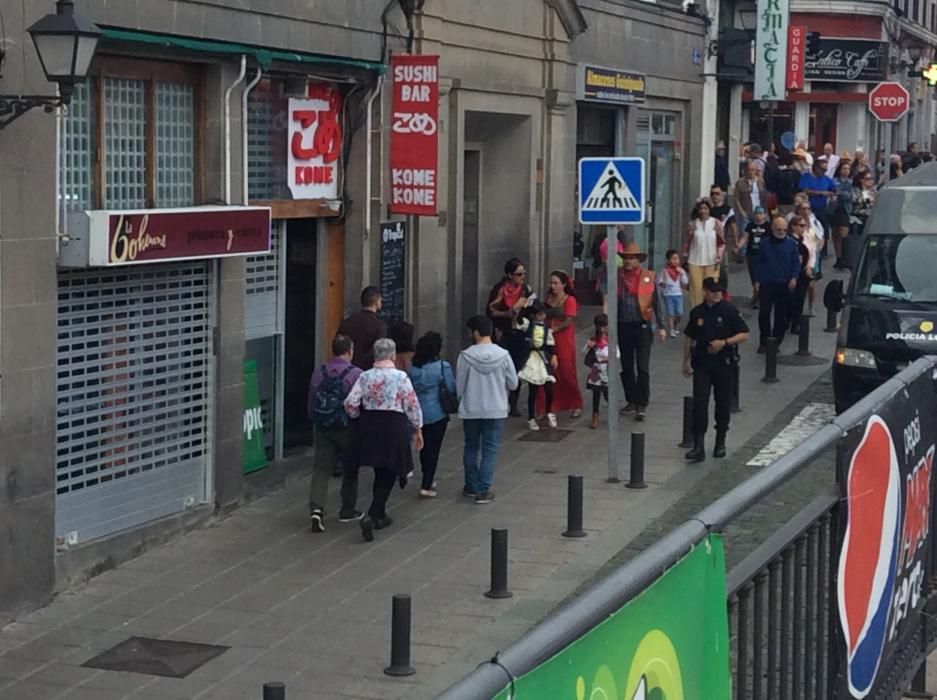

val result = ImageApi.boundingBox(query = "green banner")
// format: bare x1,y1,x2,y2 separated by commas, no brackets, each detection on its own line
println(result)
243,360,268,474
494,534,730,700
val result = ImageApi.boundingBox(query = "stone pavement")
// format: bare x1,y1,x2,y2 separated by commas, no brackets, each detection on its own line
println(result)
0,269,844,700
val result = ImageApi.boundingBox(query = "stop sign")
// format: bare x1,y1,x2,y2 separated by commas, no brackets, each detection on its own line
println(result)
868,82,911,122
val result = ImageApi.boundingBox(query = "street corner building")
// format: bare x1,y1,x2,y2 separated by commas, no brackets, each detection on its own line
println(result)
0,0,707,617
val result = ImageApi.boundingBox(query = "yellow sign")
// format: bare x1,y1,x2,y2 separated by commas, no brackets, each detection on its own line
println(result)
923,64,937,86
921,321,934,333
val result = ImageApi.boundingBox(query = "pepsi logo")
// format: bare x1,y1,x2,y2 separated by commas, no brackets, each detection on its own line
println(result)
837,416,902,699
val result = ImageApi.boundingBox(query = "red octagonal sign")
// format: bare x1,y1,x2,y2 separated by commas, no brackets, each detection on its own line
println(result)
868,82,911,122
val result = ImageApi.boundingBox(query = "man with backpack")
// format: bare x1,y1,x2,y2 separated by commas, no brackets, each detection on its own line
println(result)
307,334,363,532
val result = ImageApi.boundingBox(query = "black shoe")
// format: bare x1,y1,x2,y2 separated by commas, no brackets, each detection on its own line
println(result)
360,516,375,542
713,432,727,459
462,487,477,498
635,406,647,422
685,434,706,463
750,298,759,310
310,511,325,533
332,467,344,478
508,407,522,418
619,403,637,416
374,516,394,530
757,344,766,354
338,510,364,523
475,491,495,504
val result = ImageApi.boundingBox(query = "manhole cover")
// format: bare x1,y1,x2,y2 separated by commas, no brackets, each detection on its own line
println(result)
82,636,229,678
519,429,572,443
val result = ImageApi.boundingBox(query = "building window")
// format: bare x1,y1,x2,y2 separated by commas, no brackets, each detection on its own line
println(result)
247,80,290,201
60,57,202,211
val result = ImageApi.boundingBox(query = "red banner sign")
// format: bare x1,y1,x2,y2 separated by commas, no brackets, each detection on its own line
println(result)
787,26,806,92
89,207,271,266
389,54,439,216
287,83,343,200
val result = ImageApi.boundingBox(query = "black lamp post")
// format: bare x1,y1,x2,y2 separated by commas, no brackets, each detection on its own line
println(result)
0,0,101,130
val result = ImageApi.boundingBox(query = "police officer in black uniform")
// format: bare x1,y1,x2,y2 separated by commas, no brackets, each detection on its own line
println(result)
682,277,750,462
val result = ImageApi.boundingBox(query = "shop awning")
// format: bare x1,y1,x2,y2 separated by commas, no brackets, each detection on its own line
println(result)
101,27,387,74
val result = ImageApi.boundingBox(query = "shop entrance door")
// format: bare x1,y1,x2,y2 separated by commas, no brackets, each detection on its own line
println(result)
283,219,318,452
810,104,838,153
637,111,680,271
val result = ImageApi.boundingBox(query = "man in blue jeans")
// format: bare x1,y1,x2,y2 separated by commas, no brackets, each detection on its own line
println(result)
457,315,519,504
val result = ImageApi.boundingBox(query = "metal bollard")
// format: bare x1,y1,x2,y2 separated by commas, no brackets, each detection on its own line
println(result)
626,432,647,490
262,682,286,700
796,314,811,356
562,475,587,537
762,337,779,383
824,306,838,333
384,594,416,676
678,396,695,448
484,528,513,599
730,362,741,414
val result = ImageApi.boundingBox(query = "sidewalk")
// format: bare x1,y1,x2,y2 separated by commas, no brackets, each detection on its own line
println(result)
0,269,844,700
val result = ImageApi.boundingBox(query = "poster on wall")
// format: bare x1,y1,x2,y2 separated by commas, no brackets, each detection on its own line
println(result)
754,0,790,100
492,535,731,699
380,221,406,324
389,54,439,216
287,83,343,200
835,369,936,698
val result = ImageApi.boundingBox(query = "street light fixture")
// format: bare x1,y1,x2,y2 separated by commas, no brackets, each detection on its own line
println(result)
0,0,101,130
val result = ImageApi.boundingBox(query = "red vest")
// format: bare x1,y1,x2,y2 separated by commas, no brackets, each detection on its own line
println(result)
619,268,656,321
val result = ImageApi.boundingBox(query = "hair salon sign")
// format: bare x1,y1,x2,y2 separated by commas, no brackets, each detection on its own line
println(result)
754,0,790,100
805,38,888,82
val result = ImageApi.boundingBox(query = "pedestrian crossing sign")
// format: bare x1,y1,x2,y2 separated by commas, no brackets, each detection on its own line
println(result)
578,157,646,225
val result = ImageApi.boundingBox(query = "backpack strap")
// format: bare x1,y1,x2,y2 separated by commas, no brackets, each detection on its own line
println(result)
338,365,353,380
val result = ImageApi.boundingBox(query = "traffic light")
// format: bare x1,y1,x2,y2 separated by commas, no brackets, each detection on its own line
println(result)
924,63,937,86
806,32,821,54
717,27,754,71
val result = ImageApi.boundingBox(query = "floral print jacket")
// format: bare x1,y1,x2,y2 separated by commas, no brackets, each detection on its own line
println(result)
343,360,423,429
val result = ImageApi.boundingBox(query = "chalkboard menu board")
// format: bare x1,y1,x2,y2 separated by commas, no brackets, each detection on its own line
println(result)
380,221,406,324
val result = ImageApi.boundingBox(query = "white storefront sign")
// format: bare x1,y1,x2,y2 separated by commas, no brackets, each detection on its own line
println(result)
287,84,343,200
754,0,790,101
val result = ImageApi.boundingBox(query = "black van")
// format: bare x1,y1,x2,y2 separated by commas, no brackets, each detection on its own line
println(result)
832,162,937,413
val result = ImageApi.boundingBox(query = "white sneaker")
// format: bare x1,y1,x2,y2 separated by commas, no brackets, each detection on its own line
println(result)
527,418,540,431
669,329,678,338
808,306,816,317
547,413,558,429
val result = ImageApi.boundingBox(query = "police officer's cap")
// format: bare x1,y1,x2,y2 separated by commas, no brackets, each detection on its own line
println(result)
703,277,726,293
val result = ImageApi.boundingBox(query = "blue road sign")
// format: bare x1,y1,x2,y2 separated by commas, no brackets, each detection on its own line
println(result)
578,157,646,225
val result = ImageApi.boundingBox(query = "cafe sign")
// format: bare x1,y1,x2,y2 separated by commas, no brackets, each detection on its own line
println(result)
805,38,888,82
754,0,790,100
83,207,271,266
576,64,646,104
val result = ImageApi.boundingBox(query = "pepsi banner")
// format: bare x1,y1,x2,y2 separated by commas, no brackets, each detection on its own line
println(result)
836,372,936,699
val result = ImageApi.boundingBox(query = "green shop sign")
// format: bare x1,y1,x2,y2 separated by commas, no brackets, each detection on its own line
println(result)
243,360,268,474
494,534,730,699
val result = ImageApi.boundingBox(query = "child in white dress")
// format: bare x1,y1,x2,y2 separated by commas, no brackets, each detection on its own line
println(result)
517,300,557,430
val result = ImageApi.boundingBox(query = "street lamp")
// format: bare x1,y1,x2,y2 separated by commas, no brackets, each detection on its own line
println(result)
0,0,101,130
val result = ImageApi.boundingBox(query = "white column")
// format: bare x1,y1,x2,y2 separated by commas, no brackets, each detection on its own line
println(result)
794,101,810,145
698,1,720,195
728,84,744,166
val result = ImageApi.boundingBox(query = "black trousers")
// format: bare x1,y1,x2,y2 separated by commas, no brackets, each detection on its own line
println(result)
367,468,397,520
758,283,791,345
527,382,554,419
789,276,808,333
692,358,733,435
618,322,652,407
419,419,448,490
591,386,609,413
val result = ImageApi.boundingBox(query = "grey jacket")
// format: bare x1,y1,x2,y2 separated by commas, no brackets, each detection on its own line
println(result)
456,343,519,420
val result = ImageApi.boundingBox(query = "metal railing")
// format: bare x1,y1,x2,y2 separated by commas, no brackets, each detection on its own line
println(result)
437,359,937,700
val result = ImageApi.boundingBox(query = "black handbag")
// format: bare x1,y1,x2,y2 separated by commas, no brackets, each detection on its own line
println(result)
438,362,459,415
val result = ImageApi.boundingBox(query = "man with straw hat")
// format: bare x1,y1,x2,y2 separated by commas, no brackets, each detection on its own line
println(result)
615,242,667,422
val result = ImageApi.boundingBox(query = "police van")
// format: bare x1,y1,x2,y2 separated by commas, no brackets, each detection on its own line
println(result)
832,162,937,413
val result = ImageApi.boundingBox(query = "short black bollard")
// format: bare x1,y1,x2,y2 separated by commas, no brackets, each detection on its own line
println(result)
384,594,416,676
678,396,694,448
762,337,779,383
626,432,647,489
484,528,513,598
562,475,587,537
824,306,838,333
730,362,741,414
796,314,811,356
263,682,286,700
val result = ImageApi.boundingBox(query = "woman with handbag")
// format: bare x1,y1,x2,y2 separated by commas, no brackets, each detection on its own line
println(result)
407,331,457,499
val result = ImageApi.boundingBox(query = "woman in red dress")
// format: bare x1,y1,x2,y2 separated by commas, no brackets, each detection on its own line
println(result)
539,270,583,418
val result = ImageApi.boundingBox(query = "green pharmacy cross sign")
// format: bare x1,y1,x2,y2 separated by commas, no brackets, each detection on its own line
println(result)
924,64,937,86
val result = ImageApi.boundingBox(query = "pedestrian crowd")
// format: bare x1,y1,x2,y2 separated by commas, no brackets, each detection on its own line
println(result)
306,137,893,542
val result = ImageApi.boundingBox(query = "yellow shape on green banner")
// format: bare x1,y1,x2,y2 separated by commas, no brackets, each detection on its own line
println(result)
625,629,685,700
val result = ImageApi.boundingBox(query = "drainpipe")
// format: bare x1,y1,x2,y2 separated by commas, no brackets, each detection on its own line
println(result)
224,55,247,204
364,76,384,242
242,67,263,205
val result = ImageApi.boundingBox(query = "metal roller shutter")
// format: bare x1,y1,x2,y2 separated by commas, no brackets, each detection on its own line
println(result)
244,220,283,341
55,262,214,545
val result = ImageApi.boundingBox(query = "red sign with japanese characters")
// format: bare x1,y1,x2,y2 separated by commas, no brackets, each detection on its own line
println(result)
390,54,439,216
287,83,343,200
787,26,806,91
91,207,271,266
